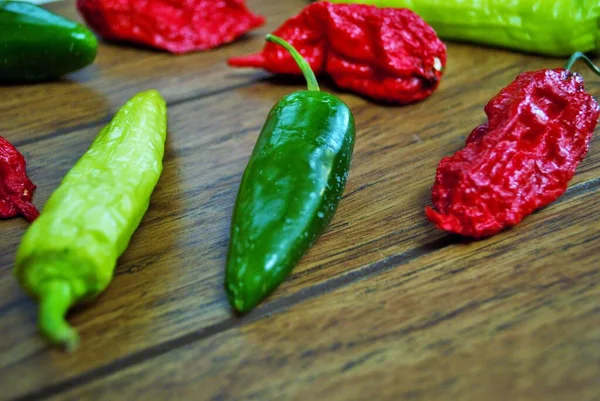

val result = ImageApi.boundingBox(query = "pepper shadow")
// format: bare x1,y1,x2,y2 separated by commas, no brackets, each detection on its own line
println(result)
242,73,448,108
95,38,171,55
0,78,110,144
264,73,340,91
97,30,265,55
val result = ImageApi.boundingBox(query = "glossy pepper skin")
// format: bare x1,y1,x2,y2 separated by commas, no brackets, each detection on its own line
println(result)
0,1,97,82
226,35,355,313
14,90,167,350
326,0,599,57
77,0,265,54
0,136,39,222
228,2,446,104
426,53,600,238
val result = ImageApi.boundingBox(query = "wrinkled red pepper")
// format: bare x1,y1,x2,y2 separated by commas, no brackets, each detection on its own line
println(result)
0,136,38,222
426,53,600,238
77,0,265,54
228,1,446,104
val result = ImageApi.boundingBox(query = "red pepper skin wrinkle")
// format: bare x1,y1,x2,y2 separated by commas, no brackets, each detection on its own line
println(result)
425,69,600,238
228,2,447,104
77,0,265,54
0,136,39,222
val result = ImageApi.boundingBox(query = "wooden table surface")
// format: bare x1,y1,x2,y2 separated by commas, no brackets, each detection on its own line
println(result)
1,1,599,400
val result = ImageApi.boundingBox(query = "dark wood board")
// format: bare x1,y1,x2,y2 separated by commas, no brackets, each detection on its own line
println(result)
0,1,598,400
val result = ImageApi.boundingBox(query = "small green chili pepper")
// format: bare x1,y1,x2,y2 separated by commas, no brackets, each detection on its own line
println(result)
225,34,356,313
14,90,167,351
0,1,98,82
326,0,599,57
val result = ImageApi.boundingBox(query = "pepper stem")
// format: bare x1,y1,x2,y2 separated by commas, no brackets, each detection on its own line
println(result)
266,34,320,92
39,280,79,352
564,52,600,76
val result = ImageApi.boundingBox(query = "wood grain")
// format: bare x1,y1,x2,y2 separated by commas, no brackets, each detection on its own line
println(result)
2,48,600,399
0,0,295,142
0,1,599,399
49,180,600,401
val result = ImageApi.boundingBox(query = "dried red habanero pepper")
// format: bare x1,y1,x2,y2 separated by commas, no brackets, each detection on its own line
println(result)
77,0,265,54
425,53,600,238
0,136,38,222
228,2,446,104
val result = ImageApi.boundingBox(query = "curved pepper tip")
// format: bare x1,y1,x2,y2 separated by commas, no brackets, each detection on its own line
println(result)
227,53,266,69
38,280,79,352
231,298,250,315
224,280,262,315
225,284,249,314
425,206,460,234
137,88,165,102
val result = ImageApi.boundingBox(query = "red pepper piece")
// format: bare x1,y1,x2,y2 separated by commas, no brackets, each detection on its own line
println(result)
228,2,446,104
426,53,600,238
0,136,38,222
77,0,265,54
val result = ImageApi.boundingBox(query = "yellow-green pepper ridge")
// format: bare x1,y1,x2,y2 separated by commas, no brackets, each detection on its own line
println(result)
326,0,599,57
14,90,167,351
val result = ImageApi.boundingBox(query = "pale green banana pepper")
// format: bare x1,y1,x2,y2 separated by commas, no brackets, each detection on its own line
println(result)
14,90,167,351
326,0,600,57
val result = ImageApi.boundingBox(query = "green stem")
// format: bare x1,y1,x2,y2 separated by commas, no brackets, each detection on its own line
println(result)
564,52,600,76
39,280,79,352
266,34,320,92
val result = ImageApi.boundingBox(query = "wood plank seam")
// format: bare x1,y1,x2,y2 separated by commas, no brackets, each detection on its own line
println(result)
12,173,600,401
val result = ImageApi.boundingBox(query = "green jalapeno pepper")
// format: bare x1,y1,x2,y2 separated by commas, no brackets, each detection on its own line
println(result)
0,1,98,82
14,90,167,350
326,0,600,57
225,34,356,313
